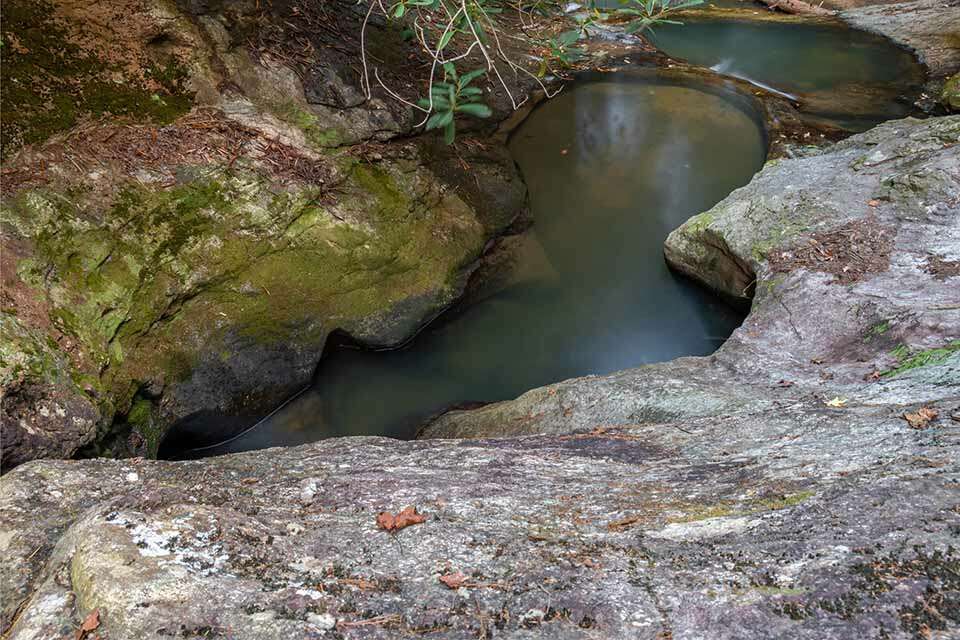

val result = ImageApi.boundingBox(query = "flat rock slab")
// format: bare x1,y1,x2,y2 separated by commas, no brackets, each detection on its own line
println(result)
2,398,959,639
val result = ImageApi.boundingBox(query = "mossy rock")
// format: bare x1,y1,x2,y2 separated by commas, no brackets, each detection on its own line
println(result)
2,150,489,460
943,73,960,112
0,0,194,158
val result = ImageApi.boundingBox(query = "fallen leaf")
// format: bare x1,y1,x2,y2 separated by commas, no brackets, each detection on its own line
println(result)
825,397,848,408
868,199,881,207
339,577,378,591
607,516,642,531
376,506,426,532
439,571,467,589
76,609,100,639
903,407,938,429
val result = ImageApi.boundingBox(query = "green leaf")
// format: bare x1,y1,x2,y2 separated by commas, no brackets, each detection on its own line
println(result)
624,18,650,33
426,109,455,130
456,102,492,118
439,30,455,50
558,29,580,46
444,120,456,145
425,94,451,109
459,68,487,87
393,3,406,18
460,86,484,97
442,62,457,79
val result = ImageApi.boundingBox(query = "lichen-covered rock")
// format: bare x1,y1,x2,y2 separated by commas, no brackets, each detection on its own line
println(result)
0,315,99,468
2,395,958,638
424,115,960,439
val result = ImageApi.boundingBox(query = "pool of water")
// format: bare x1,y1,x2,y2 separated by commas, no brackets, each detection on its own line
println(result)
163,79,766,457
647,19,925,129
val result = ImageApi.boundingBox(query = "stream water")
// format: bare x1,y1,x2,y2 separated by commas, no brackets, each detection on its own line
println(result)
161,17,923,458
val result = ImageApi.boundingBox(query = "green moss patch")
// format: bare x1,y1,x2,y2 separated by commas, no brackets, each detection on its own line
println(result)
882,340,960,378
1,0,191,158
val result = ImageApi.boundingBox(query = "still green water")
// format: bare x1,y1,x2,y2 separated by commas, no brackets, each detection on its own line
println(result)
164,80,766,456
647,19,925,129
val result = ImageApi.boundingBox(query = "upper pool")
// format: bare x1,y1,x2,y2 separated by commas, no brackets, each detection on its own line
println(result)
647,17,925,129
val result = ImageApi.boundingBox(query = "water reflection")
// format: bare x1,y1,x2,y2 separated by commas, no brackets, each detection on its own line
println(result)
165,81,766,457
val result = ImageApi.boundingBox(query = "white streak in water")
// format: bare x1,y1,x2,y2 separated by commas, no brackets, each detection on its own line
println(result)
710,59,799,102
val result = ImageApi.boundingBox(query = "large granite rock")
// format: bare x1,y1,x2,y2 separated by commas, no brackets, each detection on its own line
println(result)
2,387,958,639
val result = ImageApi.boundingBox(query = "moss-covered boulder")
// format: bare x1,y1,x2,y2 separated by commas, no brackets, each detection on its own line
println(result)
0,0,528,467
943,73,960,112
1,123,510,463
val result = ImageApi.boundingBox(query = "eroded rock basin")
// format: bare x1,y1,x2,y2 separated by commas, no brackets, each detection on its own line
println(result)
162,10,931,456
2,0,960,633
164,78,766,456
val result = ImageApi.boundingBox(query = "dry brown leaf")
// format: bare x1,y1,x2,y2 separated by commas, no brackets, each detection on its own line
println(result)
339,578,378,591
903,407,938,429
439,572,467,589
825,397,848,408
76,609,100,639
376,506,426,532
607,516,642,531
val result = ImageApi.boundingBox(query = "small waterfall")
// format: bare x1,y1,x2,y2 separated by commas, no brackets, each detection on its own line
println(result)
710,59,799,101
